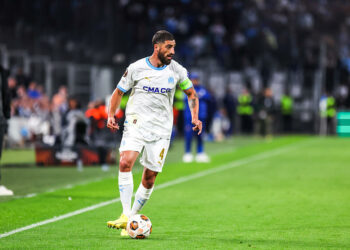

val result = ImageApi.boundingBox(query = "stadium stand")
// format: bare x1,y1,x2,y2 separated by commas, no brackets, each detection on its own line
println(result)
0,0,349,152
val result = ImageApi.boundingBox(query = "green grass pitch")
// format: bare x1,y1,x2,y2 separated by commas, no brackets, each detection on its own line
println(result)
0,136,349,249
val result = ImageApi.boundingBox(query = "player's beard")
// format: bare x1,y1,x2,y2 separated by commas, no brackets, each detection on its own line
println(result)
158,51,172,65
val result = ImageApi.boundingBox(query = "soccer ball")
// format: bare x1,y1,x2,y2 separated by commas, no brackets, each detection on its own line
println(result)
126,214,152,239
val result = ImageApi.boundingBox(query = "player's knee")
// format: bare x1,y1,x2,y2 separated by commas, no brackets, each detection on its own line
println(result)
119,157,133,171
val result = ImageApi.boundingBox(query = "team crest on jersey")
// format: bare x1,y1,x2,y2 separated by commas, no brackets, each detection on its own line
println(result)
168,76,174,84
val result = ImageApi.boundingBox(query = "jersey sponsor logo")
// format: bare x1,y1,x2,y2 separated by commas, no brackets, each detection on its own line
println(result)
143,86,171,93
168,76,174,84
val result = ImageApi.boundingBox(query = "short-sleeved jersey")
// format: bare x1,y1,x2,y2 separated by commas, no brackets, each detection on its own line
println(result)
117,57,192,141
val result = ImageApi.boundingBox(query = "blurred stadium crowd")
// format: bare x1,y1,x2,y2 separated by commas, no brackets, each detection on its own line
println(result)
2,68,344,149
6,75,118,148
1,0,350,149
1,0,350,71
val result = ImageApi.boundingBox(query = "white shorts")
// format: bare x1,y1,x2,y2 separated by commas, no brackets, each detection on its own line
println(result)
119,133,170,173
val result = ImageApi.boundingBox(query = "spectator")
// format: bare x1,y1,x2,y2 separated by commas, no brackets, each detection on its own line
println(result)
28,84,51,140
85,100,111,171
7,77,18,100
256,88,275,137
14,68,30,89
12,85,33,118
237,88,254,134
189,31,207,59
52,86,68,141
36,85,50,113
27,81,41,100
52,86,68,113
8,85,32,147
280,90,294,133
319,92,336,135
211,108,231,141
61,97,88,147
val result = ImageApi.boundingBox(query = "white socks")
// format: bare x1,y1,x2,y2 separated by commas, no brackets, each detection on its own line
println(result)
118,171,133,216
118,171,154,216
131,183,154,216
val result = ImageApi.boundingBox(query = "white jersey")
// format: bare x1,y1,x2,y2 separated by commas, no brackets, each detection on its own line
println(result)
117,57,192,141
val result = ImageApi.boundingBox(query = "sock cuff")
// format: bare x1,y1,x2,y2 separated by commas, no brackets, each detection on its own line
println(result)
118,171,133,185
137,183,154,199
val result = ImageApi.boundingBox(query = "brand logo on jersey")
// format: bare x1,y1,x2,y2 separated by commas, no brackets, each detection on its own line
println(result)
168,76,174,84
143,86,171,93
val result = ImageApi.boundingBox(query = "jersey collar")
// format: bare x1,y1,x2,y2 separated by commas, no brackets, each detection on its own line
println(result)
146,57,167,70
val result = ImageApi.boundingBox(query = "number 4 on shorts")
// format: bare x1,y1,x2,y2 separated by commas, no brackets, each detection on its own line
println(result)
159,148,165,161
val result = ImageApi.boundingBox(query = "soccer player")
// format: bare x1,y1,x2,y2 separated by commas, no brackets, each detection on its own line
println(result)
106,30,202,236
183,72,211,163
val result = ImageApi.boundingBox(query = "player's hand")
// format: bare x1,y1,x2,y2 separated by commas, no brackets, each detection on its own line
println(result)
107,116,119,131
192,119,202,135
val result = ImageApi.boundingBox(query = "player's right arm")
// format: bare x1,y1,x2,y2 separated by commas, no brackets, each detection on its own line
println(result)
107,88,124,131
107,66,134,131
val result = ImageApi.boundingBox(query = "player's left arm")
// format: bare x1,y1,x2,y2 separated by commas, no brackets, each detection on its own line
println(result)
183,87,202,135
176,62,202,134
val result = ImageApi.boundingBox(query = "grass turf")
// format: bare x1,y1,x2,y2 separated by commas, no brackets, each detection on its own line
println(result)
1,149,35,165
0,136,349,249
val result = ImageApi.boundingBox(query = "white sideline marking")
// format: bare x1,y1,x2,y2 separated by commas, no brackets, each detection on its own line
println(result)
0,198,120,239
25,193,37,198
0,140,308,239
